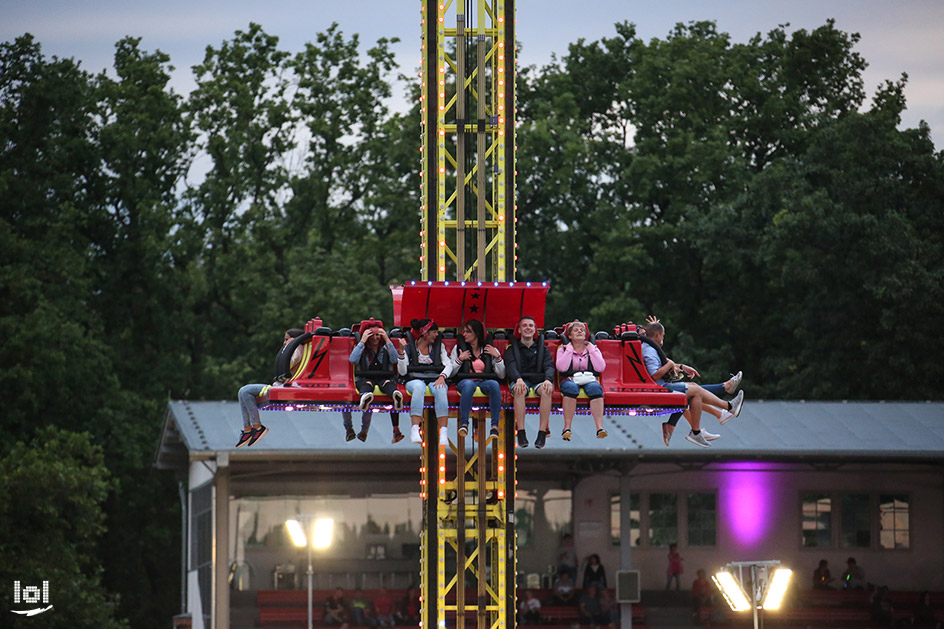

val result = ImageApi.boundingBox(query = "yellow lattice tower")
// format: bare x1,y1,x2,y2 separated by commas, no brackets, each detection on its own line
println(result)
420,0,517,282
419,6,518,628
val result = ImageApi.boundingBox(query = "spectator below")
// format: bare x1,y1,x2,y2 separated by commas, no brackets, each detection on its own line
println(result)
913,591,940,629
373,587,396,627
812,559,835,590
600,588,620,627
556,533,578,581
692,569,712,612
666,543,684,591
552,571,577,605
842,557,866,590
870,585,894,628
518,589,542,625
324,588,350,625
583,553,607,590
578,585,609,626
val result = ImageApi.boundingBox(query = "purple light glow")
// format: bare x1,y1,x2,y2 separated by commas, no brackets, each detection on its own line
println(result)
718,462,778,549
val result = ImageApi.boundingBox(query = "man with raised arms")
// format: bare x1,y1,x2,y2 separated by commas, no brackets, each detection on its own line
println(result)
642,321,744,447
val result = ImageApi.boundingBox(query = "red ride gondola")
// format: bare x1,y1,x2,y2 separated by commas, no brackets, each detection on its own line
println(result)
264,281,686,417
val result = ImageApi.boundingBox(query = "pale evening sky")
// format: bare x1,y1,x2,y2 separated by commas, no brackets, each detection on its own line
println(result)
2,0,942,144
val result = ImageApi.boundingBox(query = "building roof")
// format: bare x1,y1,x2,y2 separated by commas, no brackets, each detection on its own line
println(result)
156,399,944,472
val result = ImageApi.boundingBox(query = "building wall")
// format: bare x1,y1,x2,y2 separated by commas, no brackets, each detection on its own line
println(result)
567,462,944,592
193,458,944,625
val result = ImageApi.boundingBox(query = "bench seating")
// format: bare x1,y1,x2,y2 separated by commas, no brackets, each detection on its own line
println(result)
257,588,650,628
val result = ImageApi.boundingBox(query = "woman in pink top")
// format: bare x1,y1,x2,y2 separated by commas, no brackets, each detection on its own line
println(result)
555,320,607,440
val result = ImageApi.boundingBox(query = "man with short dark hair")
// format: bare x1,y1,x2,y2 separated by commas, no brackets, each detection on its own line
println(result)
643,322,744,448
504,316,555,448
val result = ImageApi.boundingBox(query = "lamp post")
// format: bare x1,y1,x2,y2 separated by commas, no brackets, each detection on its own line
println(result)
712,561,792,629
286,516,334,629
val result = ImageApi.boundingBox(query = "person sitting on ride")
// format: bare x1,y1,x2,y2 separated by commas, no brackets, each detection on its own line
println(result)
555,319,608,440
504,315,555,449
350,319,404,416
235,328,304,448
451,319,505,439
396,318,452,445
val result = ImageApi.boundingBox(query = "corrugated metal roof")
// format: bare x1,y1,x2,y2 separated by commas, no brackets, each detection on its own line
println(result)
156,399,944,470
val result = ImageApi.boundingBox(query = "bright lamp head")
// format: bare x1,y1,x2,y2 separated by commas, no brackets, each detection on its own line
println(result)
712,570,752,612
762,568,793,610
285,519,307,547
312,518,334,549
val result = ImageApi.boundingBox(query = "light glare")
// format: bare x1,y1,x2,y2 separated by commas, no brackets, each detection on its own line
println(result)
762,568,793,610
713,571,751,612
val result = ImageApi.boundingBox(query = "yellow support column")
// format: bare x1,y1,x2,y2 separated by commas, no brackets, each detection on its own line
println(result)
420,0,516,282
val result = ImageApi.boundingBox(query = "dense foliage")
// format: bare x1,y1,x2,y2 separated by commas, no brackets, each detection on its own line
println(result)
1,19,941,627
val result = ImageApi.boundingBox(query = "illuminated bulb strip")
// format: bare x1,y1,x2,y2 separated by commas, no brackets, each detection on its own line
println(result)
259,401,683,417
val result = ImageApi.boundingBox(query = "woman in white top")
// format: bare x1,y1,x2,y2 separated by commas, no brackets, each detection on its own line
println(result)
397,319,451,445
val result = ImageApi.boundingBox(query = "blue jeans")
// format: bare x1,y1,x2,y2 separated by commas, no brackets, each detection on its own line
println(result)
559,379,603,400
406,378,449,418
702,382,726,396
457,378,502,427
238,383,268,428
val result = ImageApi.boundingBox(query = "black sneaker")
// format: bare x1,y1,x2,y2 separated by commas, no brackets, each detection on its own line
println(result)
345,427,357,442
489,427,499,438
357,430,368,442
517,430,529,448
458,423,469,437
236,428,254,448
535,430,547,449
247,424,268,446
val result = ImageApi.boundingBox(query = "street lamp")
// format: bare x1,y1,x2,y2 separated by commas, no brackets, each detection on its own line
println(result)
286,516,334,629
712,561,792,629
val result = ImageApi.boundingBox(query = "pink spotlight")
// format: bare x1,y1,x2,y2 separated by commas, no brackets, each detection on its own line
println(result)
719,462,776,548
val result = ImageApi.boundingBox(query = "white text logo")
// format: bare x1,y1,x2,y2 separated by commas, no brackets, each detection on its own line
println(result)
11,581,53,616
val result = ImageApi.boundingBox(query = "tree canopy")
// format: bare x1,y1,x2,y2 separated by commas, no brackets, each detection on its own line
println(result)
1,18,942,627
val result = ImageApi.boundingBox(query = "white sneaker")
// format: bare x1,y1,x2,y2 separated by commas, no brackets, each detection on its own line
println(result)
359,391,373,410
685,431,711,448
728,371,743,393
729,390,745,417
718,409,735,425
702,429,721,441
410,424,422,444
439,426,449,446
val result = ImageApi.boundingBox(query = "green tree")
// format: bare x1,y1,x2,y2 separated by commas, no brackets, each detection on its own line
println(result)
0,35,117,435
516,20,944,397
91,37,193,626
0,427,127,628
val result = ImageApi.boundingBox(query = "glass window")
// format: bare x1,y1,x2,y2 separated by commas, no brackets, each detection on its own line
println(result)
516,488,573,548
648,493,678,547
801,493,831,547
687,493,716,547
840,494,870,548
879,495,909,549
610,493,640,546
